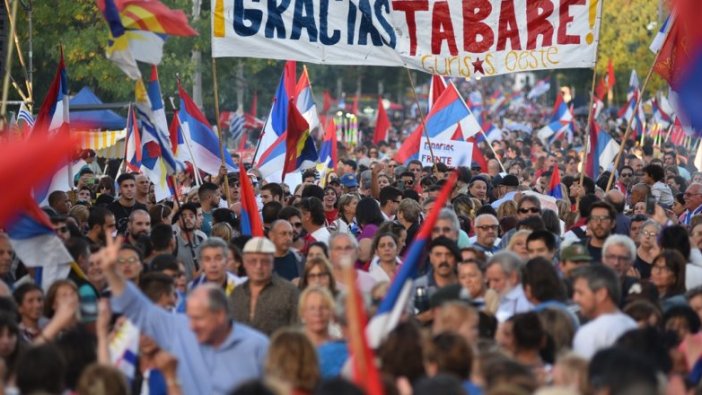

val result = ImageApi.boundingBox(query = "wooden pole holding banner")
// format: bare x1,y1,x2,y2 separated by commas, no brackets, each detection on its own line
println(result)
210,58,232,208
606,50,662,192
0,0,18,128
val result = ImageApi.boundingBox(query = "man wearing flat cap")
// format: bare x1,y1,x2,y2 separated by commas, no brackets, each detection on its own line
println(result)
491,174,521,209
230,237,299,336
411,236,461,323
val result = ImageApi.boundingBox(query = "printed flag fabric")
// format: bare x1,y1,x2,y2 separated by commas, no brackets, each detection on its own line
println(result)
366,171,458,348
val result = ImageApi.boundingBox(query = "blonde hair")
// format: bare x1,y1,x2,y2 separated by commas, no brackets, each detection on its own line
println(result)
69,205,89,226
211,222,233,241
298,286,335,319
265,329,320,392
76,363,129,395
507,230,532,251
496,200,518,220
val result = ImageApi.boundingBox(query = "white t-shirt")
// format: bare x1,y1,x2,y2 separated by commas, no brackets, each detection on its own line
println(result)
573,312,637,359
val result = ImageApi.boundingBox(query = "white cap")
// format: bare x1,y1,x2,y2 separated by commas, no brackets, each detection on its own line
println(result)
243,237,276,254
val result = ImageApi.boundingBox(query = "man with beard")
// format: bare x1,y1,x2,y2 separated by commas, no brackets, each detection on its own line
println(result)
412,237,460,323
584,201,617,263
109,174,148,235
174,203,207,281
126,209,151,253
485,251,531,322
86,207,117,248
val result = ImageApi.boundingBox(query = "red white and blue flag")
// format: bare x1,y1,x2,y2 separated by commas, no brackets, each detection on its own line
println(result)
366,170,458,348
177,80,236,176
536,94,573,145
618,70,645,138
395,82,481,164
548,165,563,199
256,61,297,182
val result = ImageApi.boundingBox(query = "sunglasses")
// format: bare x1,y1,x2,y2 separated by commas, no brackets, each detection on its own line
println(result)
621,173,632,178
518,208,540,214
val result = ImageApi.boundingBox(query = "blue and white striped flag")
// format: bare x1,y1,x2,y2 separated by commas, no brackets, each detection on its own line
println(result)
229,110,245,143
17,102,34,128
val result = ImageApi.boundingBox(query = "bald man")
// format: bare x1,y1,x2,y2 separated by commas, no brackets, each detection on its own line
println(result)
605,189,631,236
269,220,304,281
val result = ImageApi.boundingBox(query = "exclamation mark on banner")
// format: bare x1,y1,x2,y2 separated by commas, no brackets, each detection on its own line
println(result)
586,0,599,44
214,0,225,37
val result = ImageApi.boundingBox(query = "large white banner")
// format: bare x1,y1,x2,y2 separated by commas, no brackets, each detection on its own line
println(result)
212,0,603,78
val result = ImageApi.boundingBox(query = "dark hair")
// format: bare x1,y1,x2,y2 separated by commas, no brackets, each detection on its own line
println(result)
65,237,90,262
423,333,473,379
173,202,199,223
522,257,566,303
16,344,66,394
630,214,649,224
48,190,67,208
119,244,144,262
664,304,701,335
615,327,675,375
659,225,691,261
313,378,364,395
589,348,659,395
55,327,97,390
378,321,425,383
197,182,219,200
278,206,302,221
116,173,135,186
379,186,403,206
150,254,179,273
261,183,284,201
149,204,172,227
88,206,113,230
516,216,545,232
300,197,326,226
579,194,599,218
643,164,665,182
13,283,42,308
139,272,175,303
302,184,325,201
262,202,283,225
308,241,329,258
511,312,546,352
654,249,687,297
526,230,557,253
571,265,621,304
588,201,617,222
355,198,385,228
150,223,174,251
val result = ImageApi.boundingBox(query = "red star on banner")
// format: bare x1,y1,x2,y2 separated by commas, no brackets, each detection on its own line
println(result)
472,58,485,75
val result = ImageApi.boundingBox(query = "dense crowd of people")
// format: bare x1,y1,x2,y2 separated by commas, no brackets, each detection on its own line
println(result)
2,107,702,395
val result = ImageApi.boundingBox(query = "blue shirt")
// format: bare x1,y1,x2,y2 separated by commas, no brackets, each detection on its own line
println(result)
112,282,269,395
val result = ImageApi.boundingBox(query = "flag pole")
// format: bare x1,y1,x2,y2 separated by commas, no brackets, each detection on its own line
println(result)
0,0,18,128
404,68,438,165
605,50,663,192
211,58,232,208
577,67,599,211
250,97,274,166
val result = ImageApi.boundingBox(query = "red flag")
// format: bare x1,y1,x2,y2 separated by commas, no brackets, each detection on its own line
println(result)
325,117,338,171
468,136,488,173
33,49,68,136
283,101,310,181
607,58,616,91
238,161,264,237
322,90,333,114
343,263,384,395
351,95,359,115
0,134,79,227
595,78,608,101
373,96,391,144
669,118,686,145
585,108,600,178
249,92,257,118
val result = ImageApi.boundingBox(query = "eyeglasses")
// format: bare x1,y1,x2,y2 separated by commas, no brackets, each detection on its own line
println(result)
652,265,671,273
620,173,633,178
117,257,140,265
307,272,330,280
604,254,630,263
433,226,453,234
291,222,303,228
641,231,658,238
476,225,499,231
518,208,540,214
589,215,611,222
684,192,702,197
